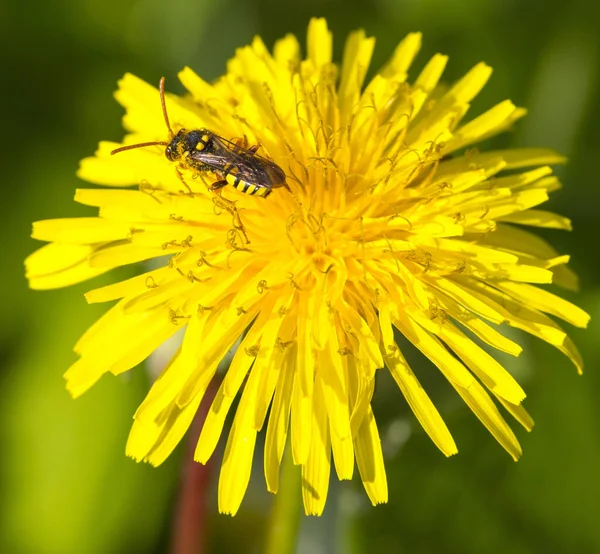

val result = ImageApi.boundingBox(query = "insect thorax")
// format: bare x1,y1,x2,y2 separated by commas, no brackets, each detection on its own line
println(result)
165,129,212,162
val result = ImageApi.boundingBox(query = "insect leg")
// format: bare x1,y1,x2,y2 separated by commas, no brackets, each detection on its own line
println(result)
211,185,251,245
175,167,194,196
234,136,261,156
209,179,229,192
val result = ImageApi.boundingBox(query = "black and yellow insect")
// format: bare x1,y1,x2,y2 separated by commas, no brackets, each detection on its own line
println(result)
164,128,286,197
111,78,288,198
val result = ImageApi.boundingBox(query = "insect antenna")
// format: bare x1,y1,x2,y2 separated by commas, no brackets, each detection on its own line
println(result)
111,76,173,156
159,76,175,139
111,141,169,155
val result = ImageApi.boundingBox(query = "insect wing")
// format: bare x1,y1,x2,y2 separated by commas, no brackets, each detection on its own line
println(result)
213,135,286,185
196,139,267,180
187,133,285,188
210,135,277,168
187,149,231,172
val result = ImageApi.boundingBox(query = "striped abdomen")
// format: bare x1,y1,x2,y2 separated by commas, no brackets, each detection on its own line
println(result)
222,163,273,197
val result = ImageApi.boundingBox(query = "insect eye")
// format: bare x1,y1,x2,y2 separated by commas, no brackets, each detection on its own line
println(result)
165,145,176,161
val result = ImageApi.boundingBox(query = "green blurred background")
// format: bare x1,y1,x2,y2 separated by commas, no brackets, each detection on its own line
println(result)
2,0,599,552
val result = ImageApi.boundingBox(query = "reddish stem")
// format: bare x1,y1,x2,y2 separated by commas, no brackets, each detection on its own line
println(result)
170,381,219,554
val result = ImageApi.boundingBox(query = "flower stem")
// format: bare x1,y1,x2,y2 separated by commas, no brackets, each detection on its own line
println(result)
170,381,219,554
265,447,302,554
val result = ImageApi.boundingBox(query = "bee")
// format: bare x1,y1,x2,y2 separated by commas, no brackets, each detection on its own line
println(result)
111,77,288,198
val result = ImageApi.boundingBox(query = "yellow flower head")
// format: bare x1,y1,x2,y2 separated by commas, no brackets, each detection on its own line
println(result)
26,19,589,516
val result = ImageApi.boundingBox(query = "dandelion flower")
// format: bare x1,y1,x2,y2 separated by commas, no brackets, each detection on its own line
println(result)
26,18,589,516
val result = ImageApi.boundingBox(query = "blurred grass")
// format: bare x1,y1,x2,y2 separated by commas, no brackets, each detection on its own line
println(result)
2,0,599,552
0,285,179,554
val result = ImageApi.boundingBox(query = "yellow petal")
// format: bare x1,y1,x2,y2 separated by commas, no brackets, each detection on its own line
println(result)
78,142,177,191
474,148,566,169
355,406,388,505
379,300,457,456
460,280,582,372
32,218,133,244
307,18,332,70
115,72,204,137
453,379,522,460
142,396,202,466
89,242,163,268
445,100,523,152
85,267,171,303
558,335,584,374
393,310,474,389
337,300,384,370
264,345,296,493
65,304,178,397
499,209,572,230
411,54,448,118
25,243,109,290
437,294,523,357
320,345,354,480
497,397,534,432
218,361,261,516
290,372,312,465
176,305,261,408
178,67,223,110
338,29,375,120
412,311,526,404
422,275,505,324
297,292,315,397
379,32,422,81
301,384,331,516
496,281,589,328
490,166,553,191
273,34,301,66
253,311,295,430
194,347,254,464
